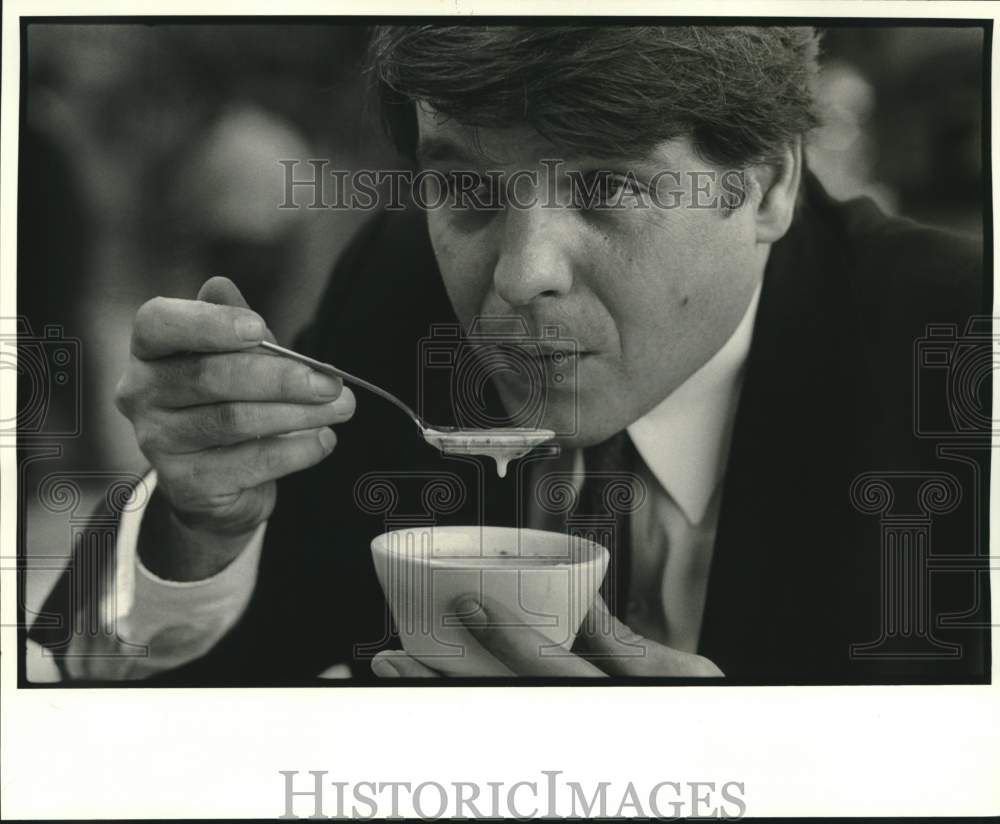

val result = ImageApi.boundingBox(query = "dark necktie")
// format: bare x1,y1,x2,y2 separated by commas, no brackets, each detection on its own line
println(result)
571,430,638,619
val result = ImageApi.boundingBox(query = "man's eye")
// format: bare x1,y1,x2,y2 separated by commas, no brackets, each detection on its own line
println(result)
572,171,646,209
443,172,502,209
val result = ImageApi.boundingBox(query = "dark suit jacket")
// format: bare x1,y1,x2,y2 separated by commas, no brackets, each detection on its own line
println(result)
30,172,992,685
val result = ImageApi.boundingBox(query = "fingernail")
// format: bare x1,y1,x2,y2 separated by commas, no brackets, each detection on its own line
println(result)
372,657,399,678
455,596,484,616
235,315,265,341
309,371,342,399
318,428,337,452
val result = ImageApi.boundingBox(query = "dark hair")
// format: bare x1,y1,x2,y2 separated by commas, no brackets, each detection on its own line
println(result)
368,25,822,168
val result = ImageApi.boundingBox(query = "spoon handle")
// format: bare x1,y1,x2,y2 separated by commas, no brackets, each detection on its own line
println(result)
258,340,426,430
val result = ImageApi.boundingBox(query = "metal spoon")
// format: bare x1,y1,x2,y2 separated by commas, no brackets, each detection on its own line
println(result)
259,340,554,476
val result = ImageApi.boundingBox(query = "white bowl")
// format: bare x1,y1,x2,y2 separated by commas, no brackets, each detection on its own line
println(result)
370,526,610,676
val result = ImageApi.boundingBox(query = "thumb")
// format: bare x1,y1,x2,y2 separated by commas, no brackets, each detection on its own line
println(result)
197,276,277,343
197,275,251,308
576,594,648,675
578,595,724,678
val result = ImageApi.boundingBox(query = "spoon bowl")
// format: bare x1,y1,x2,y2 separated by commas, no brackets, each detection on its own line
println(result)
422,426,555,477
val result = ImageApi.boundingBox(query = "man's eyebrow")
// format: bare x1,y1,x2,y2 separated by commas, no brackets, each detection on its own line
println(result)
415,136,489,166
570,151,673,172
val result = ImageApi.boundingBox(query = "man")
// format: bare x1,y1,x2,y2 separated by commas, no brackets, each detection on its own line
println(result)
30,25,989,683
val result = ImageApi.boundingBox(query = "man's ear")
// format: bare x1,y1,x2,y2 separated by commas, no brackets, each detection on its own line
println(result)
748,138,803,244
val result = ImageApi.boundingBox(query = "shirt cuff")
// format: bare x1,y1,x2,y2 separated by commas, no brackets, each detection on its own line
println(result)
96,471,266,676
114,471,265,613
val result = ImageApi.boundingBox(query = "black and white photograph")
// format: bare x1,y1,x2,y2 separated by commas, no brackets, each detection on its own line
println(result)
2,3,998,820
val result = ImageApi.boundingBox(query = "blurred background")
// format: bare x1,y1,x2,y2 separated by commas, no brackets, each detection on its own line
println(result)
14,23,986,641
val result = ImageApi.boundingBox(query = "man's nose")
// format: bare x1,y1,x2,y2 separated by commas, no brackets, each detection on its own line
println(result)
492,205,575,307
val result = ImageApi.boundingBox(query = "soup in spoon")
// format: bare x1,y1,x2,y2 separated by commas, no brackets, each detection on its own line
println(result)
422,427,556,477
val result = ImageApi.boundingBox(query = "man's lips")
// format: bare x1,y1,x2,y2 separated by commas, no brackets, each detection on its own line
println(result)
489,343,591,357
531,350,591,361
469,342,593,362
502,349,594,380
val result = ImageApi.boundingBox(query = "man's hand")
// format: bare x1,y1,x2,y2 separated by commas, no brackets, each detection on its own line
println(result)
115,276,356,580
370,595,723,678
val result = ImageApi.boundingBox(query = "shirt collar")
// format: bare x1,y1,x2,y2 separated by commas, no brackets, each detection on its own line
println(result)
626,282,762,524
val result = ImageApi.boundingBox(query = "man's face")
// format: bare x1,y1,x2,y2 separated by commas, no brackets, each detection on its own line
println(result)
416,106,773,446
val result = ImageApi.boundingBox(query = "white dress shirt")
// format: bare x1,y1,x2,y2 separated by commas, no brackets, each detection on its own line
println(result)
32,284,761,680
